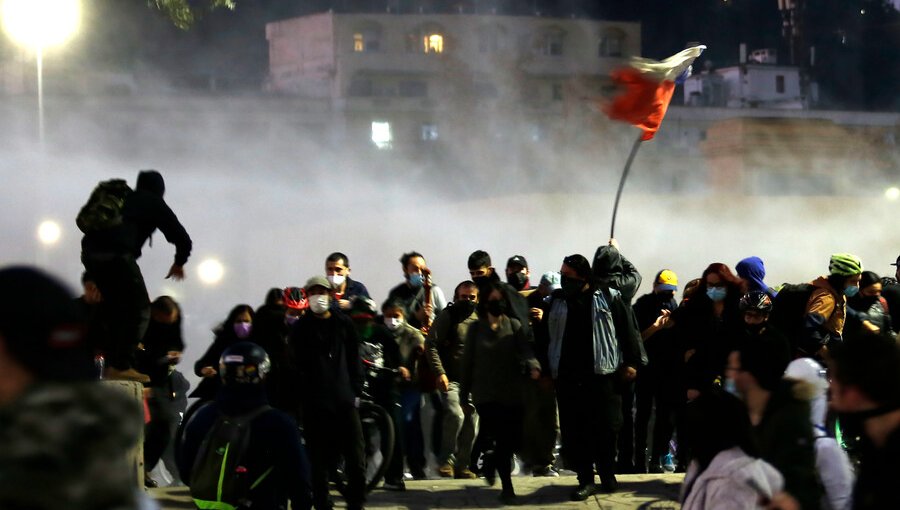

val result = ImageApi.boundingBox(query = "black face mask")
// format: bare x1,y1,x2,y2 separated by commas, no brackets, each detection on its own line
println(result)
745,322,766,336
507,272,527,291
486,299,507,317
848,294,879,311
472,275,493,292
560,275,585,298
451,300,477,320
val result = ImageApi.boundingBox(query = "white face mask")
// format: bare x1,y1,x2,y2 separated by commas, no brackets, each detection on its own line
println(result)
309,295,330,315
327,274,346,287
384,317,403,331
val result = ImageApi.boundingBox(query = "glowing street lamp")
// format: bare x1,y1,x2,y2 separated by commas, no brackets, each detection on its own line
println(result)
1,0,81,143
197,258,225,285
885,186,900,201
37,219,61,245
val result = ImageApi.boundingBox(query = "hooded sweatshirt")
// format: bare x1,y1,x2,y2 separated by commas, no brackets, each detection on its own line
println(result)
737,257,776,298
592,245,642,303
681,447,784,510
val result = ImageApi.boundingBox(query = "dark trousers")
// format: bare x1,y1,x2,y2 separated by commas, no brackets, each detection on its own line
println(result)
82,253,150,370
305,407,366,510
399,389,426,474
635,370,679,468
556,374,623,486
617,380,636,472
375,389,405,484
521,377,559,470
144,387,176,471
475,402,524,493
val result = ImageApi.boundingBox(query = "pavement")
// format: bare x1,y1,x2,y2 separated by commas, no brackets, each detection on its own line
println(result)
150,473,684,509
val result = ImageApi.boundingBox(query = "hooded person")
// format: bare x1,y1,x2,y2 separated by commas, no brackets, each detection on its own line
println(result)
0,266,145,510
592,239,642,304
736,256,777,299
844,271,893,342
80,169,193,382
784,358,855,510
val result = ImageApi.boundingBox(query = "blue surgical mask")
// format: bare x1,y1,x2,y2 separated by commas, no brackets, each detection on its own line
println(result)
706,287,727,302
409,273,424,288
723,378,740,397
844,285,860,297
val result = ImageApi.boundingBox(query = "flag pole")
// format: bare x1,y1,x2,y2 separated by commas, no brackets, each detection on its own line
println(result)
610,133,644,239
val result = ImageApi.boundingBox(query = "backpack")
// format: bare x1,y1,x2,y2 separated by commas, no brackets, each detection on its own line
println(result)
190,405,273,510
75,179,132,233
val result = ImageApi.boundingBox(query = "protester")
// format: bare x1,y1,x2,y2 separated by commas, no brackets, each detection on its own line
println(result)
287,276,365,510
505,255,532,293
845,271,893,342
426,281,480,480
177,342,312,510
0,267,145,510
326,252,371,312
468,250,532,327
880,255,900,328
737,256,777,298
460,281,541,505
680,389,784,510
726,335,823,510
828,338,900,510
784,358,855,510
190,304,255,402
633,269,681,473
804,253,864,351
543,254,642,499
386,252,447,330
139,295,185,488
80,170,192,382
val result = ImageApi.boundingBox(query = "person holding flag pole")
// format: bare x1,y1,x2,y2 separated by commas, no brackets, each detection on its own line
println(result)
603,45,707,238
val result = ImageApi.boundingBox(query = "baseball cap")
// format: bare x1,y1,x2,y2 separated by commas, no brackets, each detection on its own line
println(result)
304,275,332,292
507,255,528,269
892,255,900,267
654,269,678,291
539,271,561,292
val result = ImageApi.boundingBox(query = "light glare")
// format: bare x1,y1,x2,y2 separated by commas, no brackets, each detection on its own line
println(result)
885,187,900,201
37,220,61,245
2,0,81,49
197,258,225,285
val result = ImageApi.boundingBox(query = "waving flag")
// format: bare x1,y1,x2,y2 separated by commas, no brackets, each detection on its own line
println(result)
604,45,706,141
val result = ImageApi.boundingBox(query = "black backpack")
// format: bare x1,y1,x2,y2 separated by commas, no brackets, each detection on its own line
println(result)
76,179,132,233
189,405,273,510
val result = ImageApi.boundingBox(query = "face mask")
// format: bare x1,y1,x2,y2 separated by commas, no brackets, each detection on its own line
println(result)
472,275,492,291
284,315,300,326
560,275,585,298
723,378,740,398
507,272,527,291
706,287,727,302
486,299,507,317
327,274,346,287
408,273,424,288
452,300,477,320
384,317,403,331
233,322,252,339
843,285,860,297
309,295,330,315
745,322,766,335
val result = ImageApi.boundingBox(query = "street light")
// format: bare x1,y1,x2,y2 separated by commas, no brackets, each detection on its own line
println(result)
197,258,225,286
37,219,61,245
1,0,81,143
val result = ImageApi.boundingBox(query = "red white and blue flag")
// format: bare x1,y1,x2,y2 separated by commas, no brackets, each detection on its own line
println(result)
604,45,706,141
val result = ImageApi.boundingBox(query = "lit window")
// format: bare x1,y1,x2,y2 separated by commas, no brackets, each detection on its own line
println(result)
371,121,392,149
353,33,364,52
421,124,438,141
424,34,444,53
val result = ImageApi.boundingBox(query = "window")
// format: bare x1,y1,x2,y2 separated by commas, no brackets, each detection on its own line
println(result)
598,29,625,57
353,33,365,52
537,30,564,56
352,25,382,53
478,26,502,53
552,83,563,101
399,80,428,98
421,123,439,141
424,33,444,53
776,75,785,93
349,79,373,97
371,121,392,149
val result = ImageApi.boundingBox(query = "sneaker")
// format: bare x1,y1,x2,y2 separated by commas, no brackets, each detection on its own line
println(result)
662,453,676,473
105,367,151,383
438,463,454,478
531,465,559,477
144,473,159,488
499,490,518,506
411,468,428,480
454,468,477,479
382,479,406,491
481,450,496,487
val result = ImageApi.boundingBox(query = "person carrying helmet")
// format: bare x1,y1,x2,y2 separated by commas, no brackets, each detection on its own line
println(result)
806,254,864,353
177,341,313,510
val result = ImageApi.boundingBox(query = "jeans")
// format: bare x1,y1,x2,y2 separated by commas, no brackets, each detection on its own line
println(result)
438,382,478,469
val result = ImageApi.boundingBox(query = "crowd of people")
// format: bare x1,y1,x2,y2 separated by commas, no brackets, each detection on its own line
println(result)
1,170,899,510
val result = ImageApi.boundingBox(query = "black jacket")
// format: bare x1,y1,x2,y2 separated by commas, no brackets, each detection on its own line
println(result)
330,278,371,314
853,424,900,510
81,170,192,266
673,291,743,392
592,245,642,304
425,303,478,383
287,312,363,415
190,326,243,401
633,292,680,378
177,386,312,510
138,318,185,386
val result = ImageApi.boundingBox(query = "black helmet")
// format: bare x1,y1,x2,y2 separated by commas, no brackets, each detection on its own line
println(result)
219,341,271,386
349,296,378,319
739,291,773,314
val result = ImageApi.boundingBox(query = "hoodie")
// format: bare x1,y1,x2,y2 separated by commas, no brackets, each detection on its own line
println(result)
681,447,784,510
592,245,642,303
737,257,776,298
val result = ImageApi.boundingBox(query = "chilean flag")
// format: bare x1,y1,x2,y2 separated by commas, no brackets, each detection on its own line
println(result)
604,45,706,141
